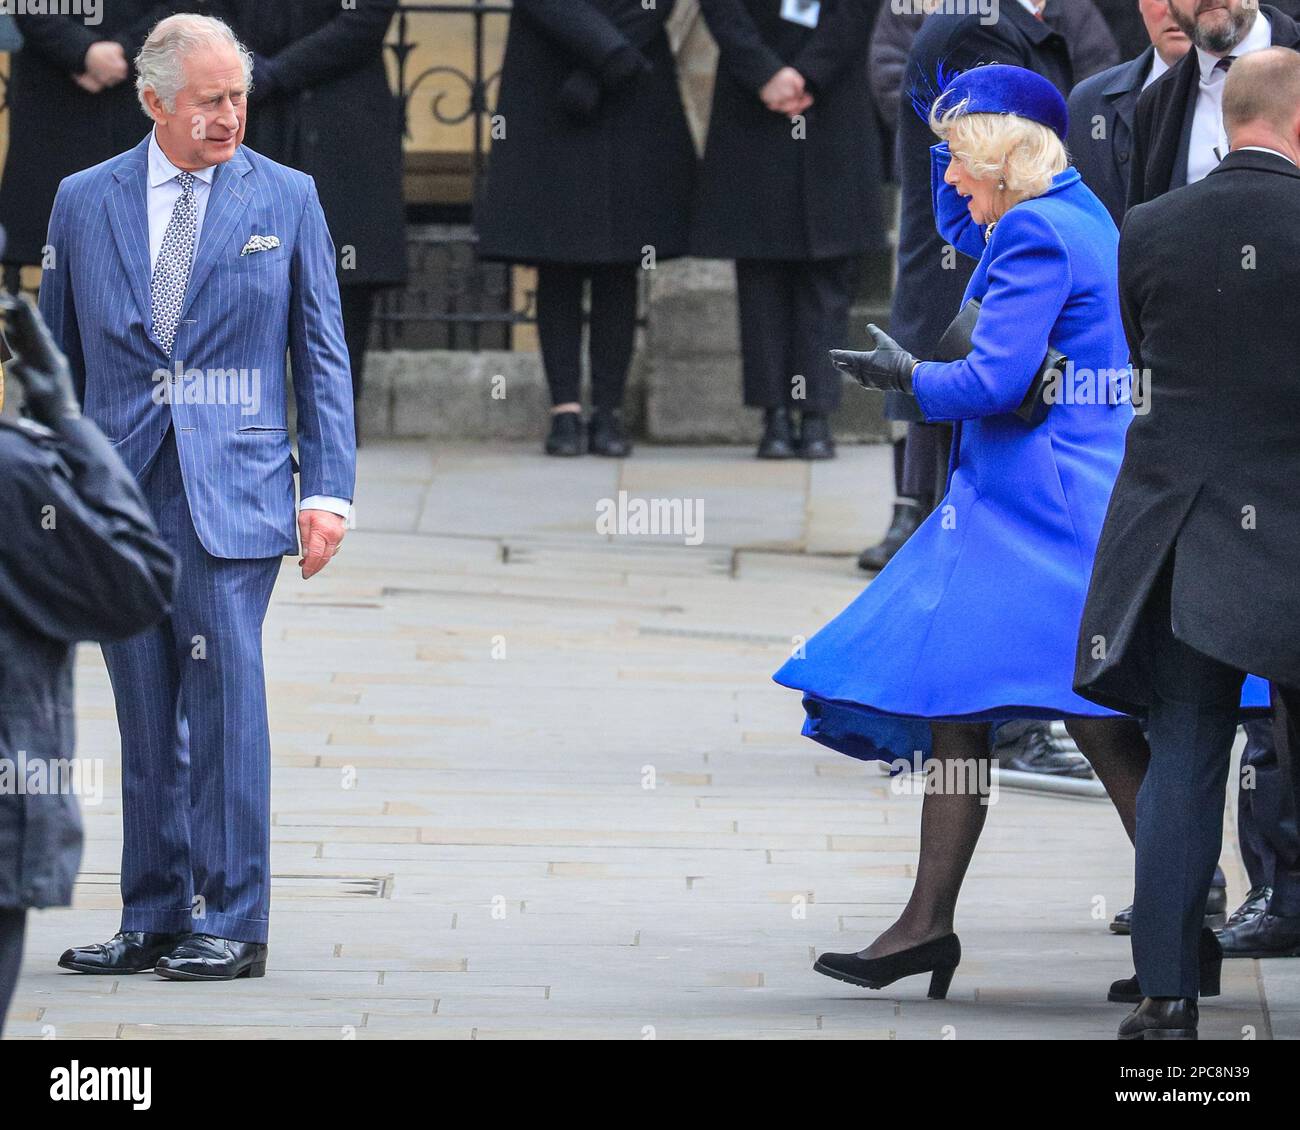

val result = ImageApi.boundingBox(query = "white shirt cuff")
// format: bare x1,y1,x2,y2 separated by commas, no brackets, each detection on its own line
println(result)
299,495,351,519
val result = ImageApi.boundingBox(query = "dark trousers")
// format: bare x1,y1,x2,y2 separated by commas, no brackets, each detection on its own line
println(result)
340,284,378,404
1134,567,1300,996
0,907,25,1037
734,257,859,413
901,420,953,503
1238,718,1300,914
535,262,639,411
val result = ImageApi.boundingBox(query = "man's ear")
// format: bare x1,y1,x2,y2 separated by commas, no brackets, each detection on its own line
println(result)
141,87,168,126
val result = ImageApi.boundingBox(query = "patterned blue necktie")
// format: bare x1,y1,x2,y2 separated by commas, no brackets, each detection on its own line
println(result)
151,170,198,354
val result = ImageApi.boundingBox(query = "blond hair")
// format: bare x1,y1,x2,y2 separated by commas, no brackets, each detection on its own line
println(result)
929,97,1068,200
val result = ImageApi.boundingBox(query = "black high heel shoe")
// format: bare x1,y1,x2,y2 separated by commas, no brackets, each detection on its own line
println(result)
814,934,962,999
1107,926,1222,1003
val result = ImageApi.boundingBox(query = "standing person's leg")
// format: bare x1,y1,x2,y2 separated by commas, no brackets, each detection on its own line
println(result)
0,907,27,1036
339,284,376,409
536,263,587,456
735,259,797,459
815,723,991,997
1133,577,1244,1002
789,255,859,460
859,421,943,572
1064,716,1150,843
586,262,639,457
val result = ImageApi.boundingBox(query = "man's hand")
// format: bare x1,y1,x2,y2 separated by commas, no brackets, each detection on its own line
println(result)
298,509,346,580
760,66,809,116
74,72,105,94
0,293,82,425
83,41,129,88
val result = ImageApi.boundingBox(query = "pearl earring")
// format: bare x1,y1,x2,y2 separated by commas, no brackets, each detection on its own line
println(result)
998,176,1006,191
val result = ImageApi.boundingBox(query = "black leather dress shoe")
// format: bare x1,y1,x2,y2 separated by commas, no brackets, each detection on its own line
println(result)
58,931,189,975
1216,912,1300,958
1225,884,1272,928
154,934,268,981
757,407,796,459
1119,997,1197,1040
544,411,584,457
814,933,961,999
796,412,835,460
1110,875,1227,935
995,722,1092,778
588,408,632,457
1109,927,1221,1003
857,499,925,572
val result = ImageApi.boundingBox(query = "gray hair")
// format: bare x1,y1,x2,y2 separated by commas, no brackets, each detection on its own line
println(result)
135,13,253,115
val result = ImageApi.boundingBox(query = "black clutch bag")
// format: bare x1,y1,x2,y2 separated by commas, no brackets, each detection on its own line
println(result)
932,298,1065,427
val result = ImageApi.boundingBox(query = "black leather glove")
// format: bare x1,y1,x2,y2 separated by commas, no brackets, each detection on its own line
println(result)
830,324,918,395
558,69,602,122
599,44,652,91
0,292,81,426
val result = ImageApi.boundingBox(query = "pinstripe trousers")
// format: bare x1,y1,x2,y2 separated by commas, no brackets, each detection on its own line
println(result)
103,427,281,944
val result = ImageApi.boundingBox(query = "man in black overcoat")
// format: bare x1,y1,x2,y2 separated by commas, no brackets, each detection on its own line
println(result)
0,2,189,287
1074,48,1300,1038
210,0,407,415
0,289,175,1034
692,0,884,460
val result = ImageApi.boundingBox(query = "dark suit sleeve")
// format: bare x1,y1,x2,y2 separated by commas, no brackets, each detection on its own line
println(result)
1116,207,1147,374
869,10,920,124
12,14,100,74
245,0,398,97
37,184,88,407
791,0,871,95
698,0,787,93
0,417,175,645
512,0,649,70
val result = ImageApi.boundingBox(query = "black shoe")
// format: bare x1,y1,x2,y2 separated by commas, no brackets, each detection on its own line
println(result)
588,408,632,457
58,931,189,975
154,934,269,981
857,499,925,572
995,722,1093,779
1119,997,1198,1040
814,934,961,999
797,412,836,460
1225,884,1272,928
544,411,584,457
1111,878,1228,935
1216,912,1300,958
1108,927,1221,1003
757,407,796,459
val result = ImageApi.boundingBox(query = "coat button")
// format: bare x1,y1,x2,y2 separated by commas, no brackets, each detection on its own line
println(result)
1118,150,1129,164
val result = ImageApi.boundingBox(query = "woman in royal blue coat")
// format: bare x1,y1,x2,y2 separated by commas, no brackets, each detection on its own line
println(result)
774,65,1231,1001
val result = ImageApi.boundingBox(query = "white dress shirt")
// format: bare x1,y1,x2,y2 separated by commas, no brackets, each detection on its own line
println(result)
1237,144,1299,166
147,129,349,521
1143,51,1171,90
1187,12,1273,184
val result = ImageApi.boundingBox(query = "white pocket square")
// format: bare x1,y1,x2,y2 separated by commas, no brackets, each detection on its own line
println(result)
241,234,281,256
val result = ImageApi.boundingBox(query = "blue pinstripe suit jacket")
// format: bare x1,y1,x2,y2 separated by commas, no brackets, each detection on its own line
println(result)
39,133,357,560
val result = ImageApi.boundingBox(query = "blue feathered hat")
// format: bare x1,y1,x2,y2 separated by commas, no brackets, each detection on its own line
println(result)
911,62,1068,140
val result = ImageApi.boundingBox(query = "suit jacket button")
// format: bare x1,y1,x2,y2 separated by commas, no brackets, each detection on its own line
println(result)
1118,150,1129,163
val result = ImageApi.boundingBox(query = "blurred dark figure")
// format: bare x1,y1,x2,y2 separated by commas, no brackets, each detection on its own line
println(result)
693,0,884,461
0,285,174,1035
211,0,407,426
862,0,1115,573
475,0,696,458
0,2,186,291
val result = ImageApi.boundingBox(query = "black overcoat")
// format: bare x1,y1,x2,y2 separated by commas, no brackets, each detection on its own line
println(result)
474,0,697,266
1075,151,1300,712
692,0,883,261
0,2,181,266
211,0,407,288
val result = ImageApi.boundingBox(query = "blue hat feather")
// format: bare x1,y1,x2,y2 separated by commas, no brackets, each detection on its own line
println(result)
910,61,1069,140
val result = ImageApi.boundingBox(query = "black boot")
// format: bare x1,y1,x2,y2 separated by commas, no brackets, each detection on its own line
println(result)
1108,927,1222,1003
1118,997,1198,1040
857,498,926,572
1216,911,1300,958
797,411,835,460
757,407,796,459
814,934,961,999
1224,884,1271,928
545,411,584,457
59,931,190,975
588,408,632,457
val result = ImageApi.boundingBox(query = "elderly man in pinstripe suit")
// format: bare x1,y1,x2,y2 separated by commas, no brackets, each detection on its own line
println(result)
40,13,356,981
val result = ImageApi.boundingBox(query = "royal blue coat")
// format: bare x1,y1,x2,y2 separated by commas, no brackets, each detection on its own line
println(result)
779,146,1138,763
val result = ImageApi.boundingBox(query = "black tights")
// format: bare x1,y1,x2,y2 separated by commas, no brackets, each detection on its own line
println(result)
535,262,638,411
861,716,1150,958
